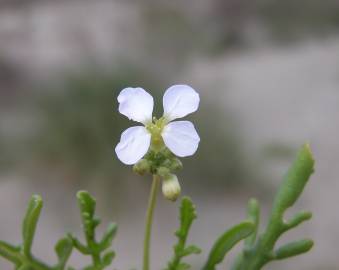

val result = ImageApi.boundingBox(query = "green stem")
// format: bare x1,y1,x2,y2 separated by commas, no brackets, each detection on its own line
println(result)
143,174,160,270
91,250,101,269
89,238,103,269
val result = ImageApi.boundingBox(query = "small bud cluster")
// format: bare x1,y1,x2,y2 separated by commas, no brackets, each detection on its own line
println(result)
133,147,183,201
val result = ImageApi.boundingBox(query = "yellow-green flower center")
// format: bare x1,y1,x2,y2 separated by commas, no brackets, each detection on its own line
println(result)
146,117,168,151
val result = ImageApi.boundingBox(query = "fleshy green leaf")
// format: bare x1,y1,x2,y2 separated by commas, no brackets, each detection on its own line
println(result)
273,144,314,213
284,211,312,230
102,250,116,267
244,199,260,248
69,234,90,254
22,195,43,257
203,221,254,270
274,239,314,259
55,236,73,268
98,223,118,251
181,245,201,257
0,241,21,265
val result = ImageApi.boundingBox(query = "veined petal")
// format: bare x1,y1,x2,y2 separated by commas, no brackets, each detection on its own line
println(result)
115,126,151,165
118,87,154,123
163,85,200,121
162,121,200,157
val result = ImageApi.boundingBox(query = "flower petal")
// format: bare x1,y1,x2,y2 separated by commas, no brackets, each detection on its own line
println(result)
163,85,200,121
162,121,200,157
118,87,154,123
115,126,151,165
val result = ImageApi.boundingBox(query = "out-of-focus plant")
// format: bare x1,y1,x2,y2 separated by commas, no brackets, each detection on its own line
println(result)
0,135,8,170
203,0,339,53
257,0,339,39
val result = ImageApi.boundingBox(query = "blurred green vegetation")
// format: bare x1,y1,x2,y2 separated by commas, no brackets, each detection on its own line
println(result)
0,135,9,170
197,0,339,53
25,67,160,185
257,0,339,40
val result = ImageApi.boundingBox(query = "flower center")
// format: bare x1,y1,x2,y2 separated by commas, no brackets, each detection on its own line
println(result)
146,117,168,151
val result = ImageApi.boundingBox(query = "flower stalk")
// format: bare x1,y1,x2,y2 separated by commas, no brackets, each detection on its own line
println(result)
143,174,161,270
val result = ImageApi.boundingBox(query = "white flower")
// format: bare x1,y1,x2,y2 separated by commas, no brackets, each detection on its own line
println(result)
115,85,200,165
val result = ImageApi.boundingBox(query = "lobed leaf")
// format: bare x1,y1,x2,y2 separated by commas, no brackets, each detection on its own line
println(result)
176,197,197,238
165,197,201,270
77,191,96,217
0,192,117,270
74,190,117,269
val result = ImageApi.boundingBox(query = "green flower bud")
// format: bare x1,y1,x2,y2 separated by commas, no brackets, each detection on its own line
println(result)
163,147,174,157
162,174,181,201
133,159,150,175
156,166,171,178
169,157,183,171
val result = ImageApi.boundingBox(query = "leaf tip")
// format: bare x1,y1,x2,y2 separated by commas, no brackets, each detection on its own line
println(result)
30,194,43,206
301,143,315,168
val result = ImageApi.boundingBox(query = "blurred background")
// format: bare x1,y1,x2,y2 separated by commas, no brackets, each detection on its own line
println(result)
0,0,338,269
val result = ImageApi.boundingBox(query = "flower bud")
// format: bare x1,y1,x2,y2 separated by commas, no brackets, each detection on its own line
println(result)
156,166,170,178
162,174,181,201
133,159,150,175
163,147,174,157
169,157,183,171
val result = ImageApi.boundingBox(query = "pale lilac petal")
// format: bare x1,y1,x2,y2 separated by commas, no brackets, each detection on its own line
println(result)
115,126,151,165
161,121,200,157
118,87,154,123
163,85,200,121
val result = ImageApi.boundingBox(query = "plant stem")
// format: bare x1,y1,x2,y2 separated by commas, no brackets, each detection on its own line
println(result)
143,174,160,270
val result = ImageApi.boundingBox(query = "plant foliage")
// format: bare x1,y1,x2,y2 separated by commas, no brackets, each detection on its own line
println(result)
231,143,314,270
0,191,117,270
0,144,315,270
164,197,201,270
